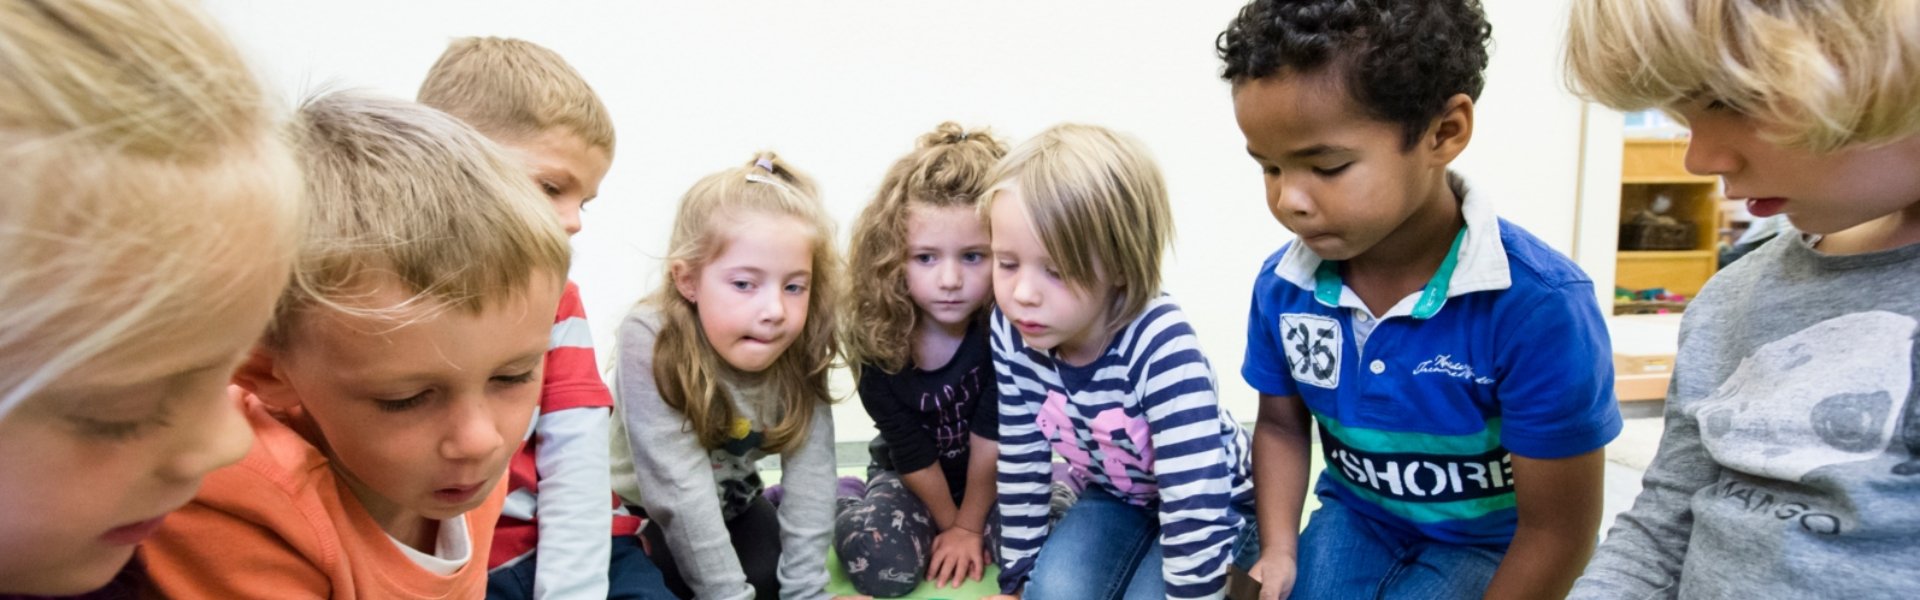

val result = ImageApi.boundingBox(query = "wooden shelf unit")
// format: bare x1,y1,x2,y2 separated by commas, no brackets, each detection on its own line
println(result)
1615,139,1723,302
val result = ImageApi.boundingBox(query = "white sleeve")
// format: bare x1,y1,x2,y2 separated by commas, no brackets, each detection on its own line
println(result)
531,406,613,600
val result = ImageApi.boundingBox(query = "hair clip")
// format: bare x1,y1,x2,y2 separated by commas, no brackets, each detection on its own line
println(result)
745,173,776,185
958,131,969,141
754,157,775,173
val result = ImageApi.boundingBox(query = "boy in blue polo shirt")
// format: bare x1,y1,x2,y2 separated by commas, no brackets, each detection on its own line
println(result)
1216,1,1623,598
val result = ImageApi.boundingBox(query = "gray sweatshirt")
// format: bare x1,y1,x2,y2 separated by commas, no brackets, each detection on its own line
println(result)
607,309,835,600
1572,235,1920,598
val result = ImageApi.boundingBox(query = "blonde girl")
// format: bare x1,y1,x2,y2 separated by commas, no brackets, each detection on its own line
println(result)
609,154,841,600
0,0,299,595
984,124,1256,600
833,122,1007,596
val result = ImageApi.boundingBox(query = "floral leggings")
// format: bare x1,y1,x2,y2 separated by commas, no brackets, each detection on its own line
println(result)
832,469,1000,597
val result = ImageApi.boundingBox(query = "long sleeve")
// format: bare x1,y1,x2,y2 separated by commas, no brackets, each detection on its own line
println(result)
858,366,940,474
1569,309,1724,599
1137,317,1243,600
1567,384,1717,598
530,406,612,600
990,309,1054,594
774,402,836,600
613,312,755,600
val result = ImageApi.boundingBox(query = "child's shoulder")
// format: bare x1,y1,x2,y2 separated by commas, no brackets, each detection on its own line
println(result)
1493,218,1593,293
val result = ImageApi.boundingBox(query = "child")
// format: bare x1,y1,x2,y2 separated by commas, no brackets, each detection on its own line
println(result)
1565,0,1920,596
0,0,299,596
141,90,573,598
609,154,841,600
1216,1,1623,598
986,123,1256,600
835,122,1008,596
417,36,666,600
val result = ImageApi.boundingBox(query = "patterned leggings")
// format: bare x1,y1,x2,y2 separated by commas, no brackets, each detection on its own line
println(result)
832,469,999,597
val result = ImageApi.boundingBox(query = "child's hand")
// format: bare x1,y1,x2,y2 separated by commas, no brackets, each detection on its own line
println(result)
928,526,988,588
1250,554,1298,600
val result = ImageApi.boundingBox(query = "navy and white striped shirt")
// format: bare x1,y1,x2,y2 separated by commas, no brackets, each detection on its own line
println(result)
993,295,1253,600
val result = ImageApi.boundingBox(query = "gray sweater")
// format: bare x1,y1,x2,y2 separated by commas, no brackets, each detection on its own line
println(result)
607,309,835,600
1572,235,1920,598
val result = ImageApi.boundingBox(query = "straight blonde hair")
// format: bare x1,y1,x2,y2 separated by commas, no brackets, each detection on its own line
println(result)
0,0,301,417
982,123,1173,333
1566,0,1920,152
418,36,615,155
844,122,1007,375
649,153,841,453
274,90,570,341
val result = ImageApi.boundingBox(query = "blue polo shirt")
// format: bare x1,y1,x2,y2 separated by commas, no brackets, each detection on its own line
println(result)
1242,183,1622,547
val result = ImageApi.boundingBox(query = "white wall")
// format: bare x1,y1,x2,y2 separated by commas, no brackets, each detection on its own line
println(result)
208,0,1611,443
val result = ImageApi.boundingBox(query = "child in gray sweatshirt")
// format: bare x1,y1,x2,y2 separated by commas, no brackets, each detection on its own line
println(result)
608,154,841,600
1564,0,1920,596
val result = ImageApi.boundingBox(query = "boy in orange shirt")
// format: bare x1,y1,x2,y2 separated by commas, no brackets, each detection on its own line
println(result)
141,90,572,598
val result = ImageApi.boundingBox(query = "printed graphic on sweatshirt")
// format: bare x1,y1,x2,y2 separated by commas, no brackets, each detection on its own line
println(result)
1314,411,1515,523
1281,313,1341,389
1036,390,1156,498
1694,311,1917,482
920,366,986,460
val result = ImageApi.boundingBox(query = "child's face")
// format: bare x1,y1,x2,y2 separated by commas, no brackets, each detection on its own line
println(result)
0,274,277,595
1675,99,1920,236
989,185,1113,365
676,212,815,373
905,204,993,332
256,275,557,534
500,128,612,237
1233,73,1451,261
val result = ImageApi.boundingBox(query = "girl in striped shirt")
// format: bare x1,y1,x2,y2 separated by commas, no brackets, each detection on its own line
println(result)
982,124,1257,600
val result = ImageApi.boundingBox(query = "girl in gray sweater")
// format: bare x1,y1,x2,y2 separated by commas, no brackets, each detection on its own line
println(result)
609,154,841,600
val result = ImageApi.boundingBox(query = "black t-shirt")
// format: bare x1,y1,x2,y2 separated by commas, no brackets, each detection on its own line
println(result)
858,317,998,502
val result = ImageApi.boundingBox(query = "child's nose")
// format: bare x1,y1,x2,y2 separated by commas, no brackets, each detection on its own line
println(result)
937,262,962,289
1271,180,1316,219
759,293,787,324
1683,133,1741,178
440,399,505,462
1010,272,1040,306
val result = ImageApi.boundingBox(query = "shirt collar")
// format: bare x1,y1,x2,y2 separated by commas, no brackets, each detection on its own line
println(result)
1273,173,1511,319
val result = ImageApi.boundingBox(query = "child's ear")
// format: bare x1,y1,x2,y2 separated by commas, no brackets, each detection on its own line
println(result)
1424,93,1475,166
232,343,301,411
671,260,699,304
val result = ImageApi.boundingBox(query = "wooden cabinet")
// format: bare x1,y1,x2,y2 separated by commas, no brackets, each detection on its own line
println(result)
1615,139,1722,304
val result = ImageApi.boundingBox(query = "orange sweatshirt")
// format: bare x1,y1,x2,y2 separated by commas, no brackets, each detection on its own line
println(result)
143,398,504,599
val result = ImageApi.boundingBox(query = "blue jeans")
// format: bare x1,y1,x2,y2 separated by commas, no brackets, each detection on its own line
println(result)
485,535,675,600
1025,488,1258,600
1291,494,1504,600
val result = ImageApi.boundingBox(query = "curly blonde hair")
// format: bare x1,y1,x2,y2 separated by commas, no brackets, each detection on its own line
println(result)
650,152,842,453
844,122,1007,375
1566,0,1920,152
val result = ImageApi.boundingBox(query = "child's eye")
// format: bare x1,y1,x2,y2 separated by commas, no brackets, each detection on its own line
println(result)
731,280,753,291
492,371,537,386
374,392,429,413
540,181,562,197
1043,267,1062,280
784,282,809,294
1312,163,1352,177
912,253,935,265
1261,165,1281,176
996,260,1017,272
962,252,986,264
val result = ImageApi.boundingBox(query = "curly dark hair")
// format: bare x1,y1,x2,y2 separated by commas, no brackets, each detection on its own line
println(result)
1217,0,1492,150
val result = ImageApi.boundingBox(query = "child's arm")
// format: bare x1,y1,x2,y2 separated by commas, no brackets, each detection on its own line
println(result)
991,310,1055,597
1568,381,1721,598
1483,450,1606,599
774,401,837,600
528,286,615,599
1140,321,1246,600
858,367,965,527
614,315,754,600
929,435,1001,588
1249,393,1311,600
529,406,613,600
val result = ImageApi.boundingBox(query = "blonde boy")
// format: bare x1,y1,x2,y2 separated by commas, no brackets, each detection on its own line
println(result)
143,90,571,598
416,37,661,600
1566,0,1920,597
